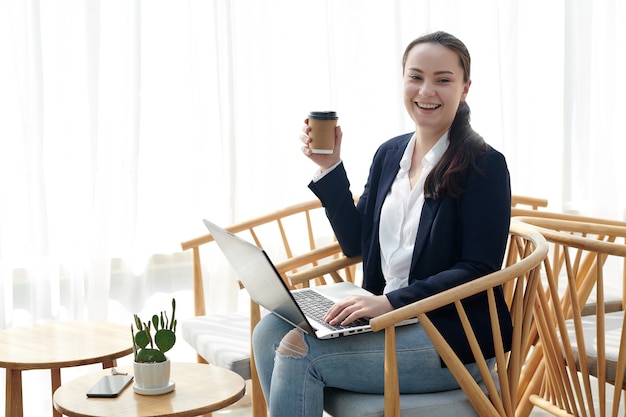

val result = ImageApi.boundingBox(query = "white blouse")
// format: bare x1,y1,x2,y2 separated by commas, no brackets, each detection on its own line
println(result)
379,132,449,293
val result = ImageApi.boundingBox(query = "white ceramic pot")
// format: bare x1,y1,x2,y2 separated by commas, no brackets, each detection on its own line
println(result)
133,358,171,390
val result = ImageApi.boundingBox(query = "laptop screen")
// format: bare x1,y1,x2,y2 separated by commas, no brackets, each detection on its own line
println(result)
203,219,316,335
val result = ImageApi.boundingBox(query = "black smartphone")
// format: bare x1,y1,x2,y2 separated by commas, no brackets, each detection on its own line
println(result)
86,375,134,398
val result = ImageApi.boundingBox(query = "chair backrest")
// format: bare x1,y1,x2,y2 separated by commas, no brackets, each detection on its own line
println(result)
515,217,626,417
368,221,548,417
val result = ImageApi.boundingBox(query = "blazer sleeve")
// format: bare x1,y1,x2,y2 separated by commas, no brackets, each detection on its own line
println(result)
308,162,364,257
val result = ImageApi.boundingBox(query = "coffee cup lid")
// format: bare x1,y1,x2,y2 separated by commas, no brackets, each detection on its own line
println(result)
309,111,338,120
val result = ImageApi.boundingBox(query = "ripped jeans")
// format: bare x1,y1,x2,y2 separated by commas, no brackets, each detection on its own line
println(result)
252,313,486,417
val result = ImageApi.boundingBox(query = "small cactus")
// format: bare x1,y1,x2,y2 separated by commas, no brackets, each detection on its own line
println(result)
132,298,177,363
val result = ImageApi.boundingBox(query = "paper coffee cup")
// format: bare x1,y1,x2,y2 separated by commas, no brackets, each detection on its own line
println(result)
308,111,338,154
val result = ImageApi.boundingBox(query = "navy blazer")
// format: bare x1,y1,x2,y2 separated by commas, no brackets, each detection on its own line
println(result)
309,132,512,364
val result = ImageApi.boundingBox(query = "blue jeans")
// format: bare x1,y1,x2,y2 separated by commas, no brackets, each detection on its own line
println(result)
252,313,485,417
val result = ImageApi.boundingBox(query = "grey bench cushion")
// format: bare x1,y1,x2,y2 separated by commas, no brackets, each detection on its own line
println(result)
181,313,252,379
324,387,480,417
566,310,624,382
324,370,498,417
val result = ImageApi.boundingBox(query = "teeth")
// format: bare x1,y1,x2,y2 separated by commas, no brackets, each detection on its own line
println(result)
417,102,440,109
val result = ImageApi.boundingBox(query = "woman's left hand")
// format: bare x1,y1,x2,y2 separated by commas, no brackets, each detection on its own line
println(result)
323,295,393,326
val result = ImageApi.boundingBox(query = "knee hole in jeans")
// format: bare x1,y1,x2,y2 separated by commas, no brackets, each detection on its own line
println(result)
277,328,308,357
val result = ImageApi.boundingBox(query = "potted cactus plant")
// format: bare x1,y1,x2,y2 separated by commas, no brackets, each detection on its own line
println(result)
131,298,177,394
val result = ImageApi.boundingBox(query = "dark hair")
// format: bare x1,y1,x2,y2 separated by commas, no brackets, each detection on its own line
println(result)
402,31,487,200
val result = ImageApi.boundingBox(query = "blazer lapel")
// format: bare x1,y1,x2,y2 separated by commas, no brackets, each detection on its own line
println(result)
373,135,411,222
411,198,442,272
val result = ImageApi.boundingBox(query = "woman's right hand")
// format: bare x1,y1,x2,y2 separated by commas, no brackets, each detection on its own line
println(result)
300,119,342,171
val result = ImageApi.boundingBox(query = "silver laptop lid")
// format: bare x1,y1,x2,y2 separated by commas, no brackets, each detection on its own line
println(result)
202,219,318,336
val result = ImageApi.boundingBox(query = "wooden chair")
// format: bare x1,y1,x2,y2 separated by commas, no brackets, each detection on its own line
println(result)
291,194,549,416
512,214,626,417
179,199,359,417
513,217,626,417
179,195,545,417
319,221,548,416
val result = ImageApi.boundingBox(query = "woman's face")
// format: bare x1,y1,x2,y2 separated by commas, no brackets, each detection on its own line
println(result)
403,42,471,135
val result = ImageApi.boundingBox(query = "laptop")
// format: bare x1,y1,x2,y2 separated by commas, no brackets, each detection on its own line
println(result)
203,219,418,339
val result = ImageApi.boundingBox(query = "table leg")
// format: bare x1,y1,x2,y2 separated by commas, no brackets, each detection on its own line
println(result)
5,368,23,417
101,359,116,369
51,368,61,417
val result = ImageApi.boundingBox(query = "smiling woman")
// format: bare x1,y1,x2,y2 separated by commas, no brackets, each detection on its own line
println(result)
0,0,624,334
255,31,514,417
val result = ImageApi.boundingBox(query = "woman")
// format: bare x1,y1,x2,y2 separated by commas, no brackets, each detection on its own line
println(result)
252,31,512,416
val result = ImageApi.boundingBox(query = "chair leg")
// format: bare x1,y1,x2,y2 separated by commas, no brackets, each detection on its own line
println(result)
250,301,268,417
250,353,268,417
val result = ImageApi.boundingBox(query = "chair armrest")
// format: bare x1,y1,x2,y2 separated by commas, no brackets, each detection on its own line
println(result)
286,255,362,287
370,222,548,332
369,268,510,332
512,209,626,228
274,242,345,274
511,195,548,210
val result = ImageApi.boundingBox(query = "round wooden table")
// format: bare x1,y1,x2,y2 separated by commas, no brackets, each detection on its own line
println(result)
0,321,133,417
53,362,246,417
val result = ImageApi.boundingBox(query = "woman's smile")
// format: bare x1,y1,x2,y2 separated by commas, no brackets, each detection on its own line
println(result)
416,102,441,110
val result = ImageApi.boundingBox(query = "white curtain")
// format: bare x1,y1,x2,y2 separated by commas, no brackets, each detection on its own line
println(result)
1,0,625,329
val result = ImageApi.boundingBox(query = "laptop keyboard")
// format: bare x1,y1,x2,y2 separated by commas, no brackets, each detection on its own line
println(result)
292,290,370,330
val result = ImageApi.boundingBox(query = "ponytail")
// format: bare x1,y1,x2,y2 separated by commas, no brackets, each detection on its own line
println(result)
424,102,487,200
